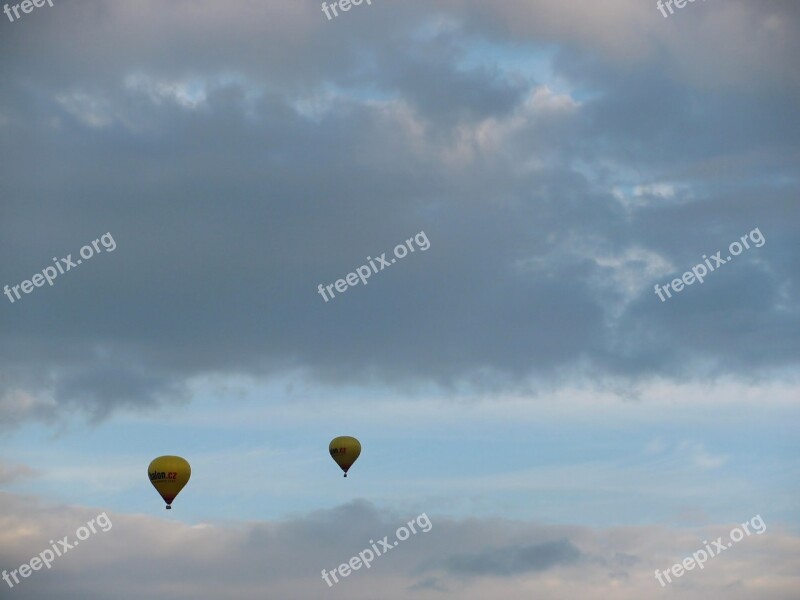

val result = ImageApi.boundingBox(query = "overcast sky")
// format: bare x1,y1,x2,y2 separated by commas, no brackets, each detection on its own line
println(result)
1,0,799,598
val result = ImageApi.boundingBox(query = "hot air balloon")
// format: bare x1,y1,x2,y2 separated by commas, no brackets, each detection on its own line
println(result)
148,456,191,509
329,436,361,477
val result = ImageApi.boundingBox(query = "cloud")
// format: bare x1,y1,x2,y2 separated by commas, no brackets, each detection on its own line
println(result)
678,442,729,470
1,0,798,428
0,462,39,486
443,539,582,576
0,494,798,599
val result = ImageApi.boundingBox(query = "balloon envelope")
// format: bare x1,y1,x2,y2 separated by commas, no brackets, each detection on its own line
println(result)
329,436,361,477
148,456,191,509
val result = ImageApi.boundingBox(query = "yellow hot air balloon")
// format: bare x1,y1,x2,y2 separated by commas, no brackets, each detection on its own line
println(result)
329,436,361,477
148,456,191,509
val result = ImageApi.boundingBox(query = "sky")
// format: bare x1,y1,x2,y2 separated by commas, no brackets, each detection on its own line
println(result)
1,0,799,598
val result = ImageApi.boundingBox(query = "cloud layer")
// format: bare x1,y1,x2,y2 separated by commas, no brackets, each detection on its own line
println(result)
1,0,797,426
1,494,798,600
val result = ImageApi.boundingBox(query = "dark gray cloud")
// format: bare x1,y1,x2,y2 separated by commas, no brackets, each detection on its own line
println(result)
408,576,448,592
1,0,798,426
443,538,582,576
